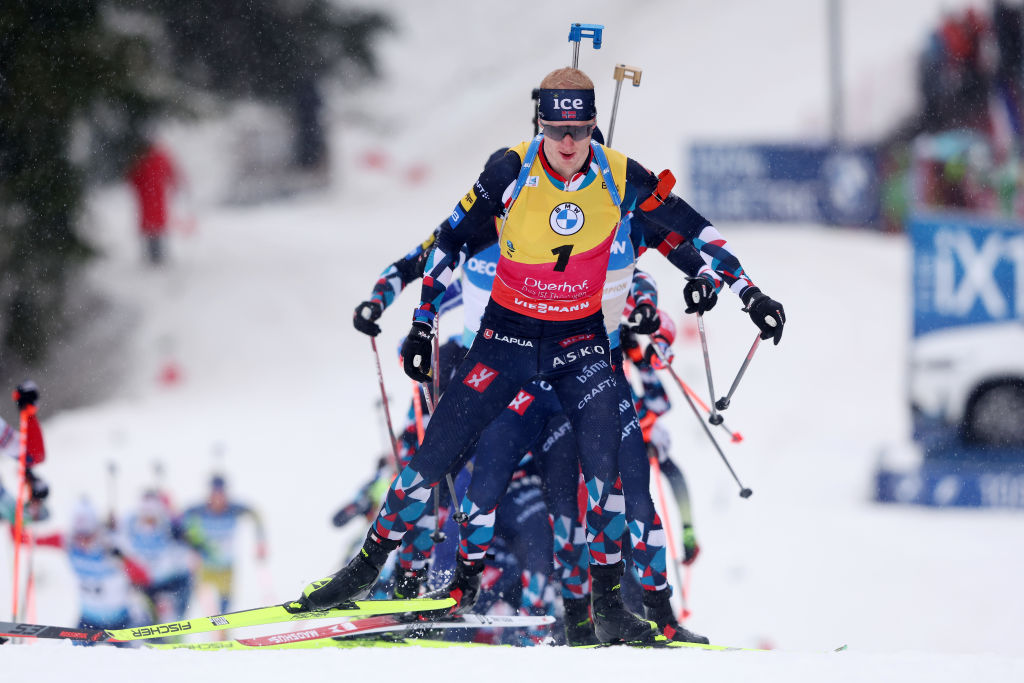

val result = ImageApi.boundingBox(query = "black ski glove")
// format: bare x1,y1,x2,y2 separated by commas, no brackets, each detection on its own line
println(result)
13,380,39,409
353,300,383,337
627,303,661,335
683,276,718,315
619,325,646,364
401,321,434,383
621,325,641,350
741,287,786,345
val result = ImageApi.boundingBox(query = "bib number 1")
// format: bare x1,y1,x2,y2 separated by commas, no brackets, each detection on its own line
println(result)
551,244,574,272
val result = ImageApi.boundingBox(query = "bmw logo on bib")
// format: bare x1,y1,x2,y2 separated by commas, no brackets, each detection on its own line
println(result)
550,203,585,236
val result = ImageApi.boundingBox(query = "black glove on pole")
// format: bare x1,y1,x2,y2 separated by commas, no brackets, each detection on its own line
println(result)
353,301,383,337
402,321,434,383
619,325,640,354
683,276,718,315
628,303,661,335
25,468,48,501
741,287,786,345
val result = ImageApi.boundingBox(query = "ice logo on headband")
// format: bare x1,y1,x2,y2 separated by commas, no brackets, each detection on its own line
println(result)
552,97,584,111
539,89,595,121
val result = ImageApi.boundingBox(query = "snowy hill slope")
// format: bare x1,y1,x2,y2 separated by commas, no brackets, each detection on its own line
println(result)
3,1,1023,681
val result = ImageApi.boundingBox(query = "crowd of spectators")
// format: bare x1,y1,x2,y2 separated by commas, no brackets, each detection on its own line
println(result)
884,1,1024,228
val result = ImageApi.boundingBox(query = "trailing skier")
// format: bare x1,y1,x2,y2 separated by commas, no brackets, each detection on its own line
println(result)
182,475,267,614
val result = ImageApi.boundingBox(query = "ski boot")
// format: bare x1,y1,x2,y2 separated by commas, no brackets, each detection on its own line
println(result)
590,561,660,644
289,533,398,612
643,587,709,644
393,567,427,600
422,558,484,616
562,596,602,646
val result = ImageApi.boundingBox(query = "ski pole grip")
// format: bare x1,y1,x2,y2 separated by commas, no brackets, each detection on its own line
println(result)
568,23,604,49
613,64,643,86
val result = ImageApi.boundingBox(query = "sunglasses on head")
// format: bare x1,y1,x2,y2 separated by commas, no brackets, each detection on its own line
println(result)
542,123,595,141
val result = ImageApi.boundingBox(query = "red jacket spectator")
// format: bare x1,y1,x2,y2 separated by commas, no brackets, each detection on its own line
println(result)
941,13,972,63
126,144,178,237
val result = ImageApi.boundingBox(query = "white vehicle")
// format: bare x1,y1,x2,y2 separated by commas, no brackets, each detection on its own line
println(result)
909,321,1024,447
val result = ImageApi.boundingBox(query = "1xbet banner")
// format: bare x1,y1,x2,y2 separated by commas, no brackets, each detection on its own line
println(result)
910,213,1024,337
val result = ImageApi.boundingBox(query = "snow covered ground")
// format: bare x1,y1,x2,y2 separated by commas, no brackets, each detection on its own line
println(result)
4,1,1024,681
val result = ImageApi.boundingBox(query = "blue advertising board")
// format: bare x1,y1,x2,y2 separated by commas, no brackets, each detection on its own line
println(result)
910,213,1024,337
876,459,1024,509
689,144,880,226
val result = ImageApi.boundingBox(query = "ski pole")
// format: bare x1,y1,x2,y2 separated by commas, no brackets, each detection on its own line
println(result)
420,382,467,525
696,314,723,426
107,461,118,529
420,382,435,415
649,321,740,441
370,336,402,471
373,395,392,454
10,405,30,620
630,321,740,442
411,381,425,445
415,383,448,541
715,335,762,412
649,454,690,623
676,376,743,443
568,23,603,69
430,491,445,543
410,382,445,543
368,335,399,471
531,89,541,136
448,477,468,524
20,530,36,624
431,319,441,407
606,64,642,148
420,326,464,523
682,565,694,621
649,344,752,498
